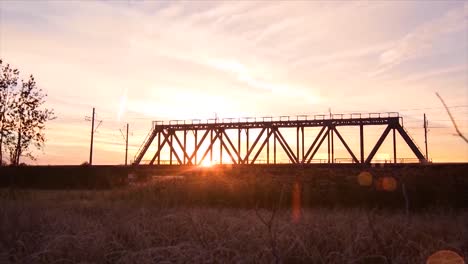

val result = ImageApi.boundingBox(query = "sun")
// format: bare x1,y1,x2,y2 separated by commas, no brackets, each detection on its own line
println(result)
200,160,213,167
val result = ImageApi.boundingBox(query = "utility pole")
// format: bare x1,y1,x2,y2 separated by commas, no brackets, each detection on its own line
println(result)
89,107,95,165
424,113,428,161
120,123,128,166
119,123,130,165
126,123,129,166
86,108,102,166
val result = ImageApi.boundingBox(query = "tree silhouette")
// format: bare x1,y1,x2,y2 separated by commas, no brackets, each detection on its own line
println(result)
0,59,19,164
0,59,55,165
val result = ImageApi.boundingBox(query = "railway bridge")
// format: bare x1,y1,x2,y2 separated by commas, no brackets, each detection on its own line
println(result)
133,112,427,165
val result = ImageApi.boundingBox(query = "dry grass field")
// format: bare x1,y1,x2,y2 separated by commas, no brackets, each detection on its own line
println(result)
0,174,467,263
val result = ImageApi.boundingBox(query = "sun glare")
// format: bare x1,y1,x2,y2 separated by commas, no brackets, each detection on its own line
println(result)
200,160,213,167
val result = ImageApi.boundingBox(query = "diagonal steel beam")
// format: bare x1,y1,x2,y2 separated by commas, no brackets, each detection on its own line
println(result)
222,130,241,162
332,127,359,163
187,129,211,165
307,127,329,163
172,131,191,165
394,123,426,162
274,129,297,163
218,130,237,164
198,131,220,165
365,125,392,164
243,128,266,164
303,126,326,163
150,130,170,165
251,128,275,164
163,130,182,165
275,128,298,163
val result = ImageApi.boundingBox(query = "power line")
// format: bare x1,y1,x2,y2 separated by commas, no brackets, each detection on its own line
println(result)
397,105,468,112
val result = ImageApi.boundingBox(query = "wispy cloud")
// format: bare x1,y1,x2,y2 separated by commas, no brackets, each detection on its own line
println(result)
372,4,467,77
1,1,467,163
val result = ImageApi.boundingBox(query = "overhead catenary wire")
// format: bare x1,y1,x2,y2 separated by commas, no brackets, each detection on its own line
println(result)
435,93,468,144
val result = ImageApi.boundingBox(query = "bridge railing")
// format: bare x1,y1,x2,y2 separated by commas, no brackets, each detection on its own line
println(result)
134,125,158,162
333,158,358,163
152,112,401,127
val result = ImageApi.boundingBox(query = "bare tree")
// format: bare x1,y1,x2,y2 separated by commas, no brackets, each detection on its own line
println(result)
0,59,55,165
0,59,19,164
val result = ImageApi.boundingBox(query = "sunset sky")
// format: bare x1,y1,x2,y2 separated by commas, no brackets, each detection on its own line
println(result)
0,1,467,164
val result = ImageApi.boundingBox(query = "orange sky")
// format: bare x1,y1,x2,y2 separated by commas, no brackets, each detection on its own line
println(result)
0,1,467,164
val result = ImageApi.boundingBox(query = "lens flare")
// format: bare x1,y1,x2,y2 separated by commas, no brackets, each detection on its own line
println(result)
376,176,398,192
292,181,301,223
426,250,464,264
357,171,373,186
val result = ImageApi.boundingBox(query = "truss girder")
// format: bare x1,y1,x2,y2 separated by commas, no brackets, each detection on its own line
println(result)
133,116,427,165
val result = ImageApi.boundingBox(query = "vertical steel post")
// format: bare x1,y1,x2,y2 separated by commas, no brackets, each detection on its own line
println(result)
219,129,223,164
296,127,299,162
301,127,304,163
393,128,397,163
183,130,187,164
331,126,334,163
327,127,331,163
194,130,198,165
246,128,249,164
157,131,161,165
169,131,173,165
360,124,364,163
238,128,241,164
267,128,270,164
274,129,277,164
210,129,213,162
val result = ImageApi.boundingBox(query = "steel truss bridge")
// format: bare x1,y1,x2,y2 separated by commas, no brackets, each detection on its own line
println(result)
133,112,427,165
